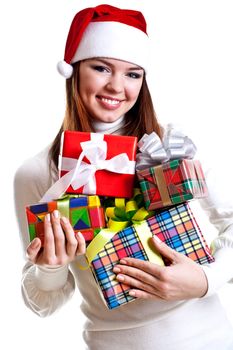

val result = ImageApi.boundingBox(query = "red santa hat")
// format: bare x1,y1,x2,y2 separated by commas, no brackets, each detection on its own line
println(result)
57,4,149,78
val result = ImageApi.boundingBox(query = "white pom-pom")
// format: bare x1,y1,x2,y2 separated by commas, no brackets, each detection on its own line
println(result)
57,60,73,78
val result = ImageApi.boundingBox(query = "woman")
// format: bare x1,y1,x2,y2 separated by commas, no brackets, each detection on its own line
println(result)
14,4,233,349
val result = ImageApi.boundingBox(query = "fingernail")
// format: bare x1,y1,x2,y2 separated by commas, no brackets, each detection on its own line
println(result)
113,267,121,273
129,290,136,297
61,216,68,224
153,235,162,243
45,213,50,222
31,238,39,248
117,274,124,281
75,232,82,239
120,259,127,265
53,210,59,218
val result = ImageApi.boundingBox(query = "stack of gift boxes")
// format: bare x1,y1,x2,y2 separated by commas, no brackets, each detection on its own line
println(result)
26,129,214,310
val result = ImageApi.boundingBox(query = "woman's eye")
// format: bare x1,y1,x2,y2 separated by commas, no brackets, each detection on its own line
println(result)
92,65,109,73
127,72,142,79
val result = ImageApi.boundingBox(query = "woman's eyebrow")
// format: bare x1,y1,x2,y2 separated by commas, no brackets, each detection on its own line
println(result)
128,66,143,71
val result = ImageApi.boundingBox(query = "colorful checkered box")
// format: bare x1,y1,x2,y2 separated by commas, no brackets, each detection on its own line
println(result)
137,159,208,210
88,202,214,309
26,195,106,245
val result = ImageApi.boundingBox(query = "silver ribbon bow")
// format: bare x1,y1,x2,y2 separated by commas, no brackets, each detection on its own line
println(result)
136,124,197,170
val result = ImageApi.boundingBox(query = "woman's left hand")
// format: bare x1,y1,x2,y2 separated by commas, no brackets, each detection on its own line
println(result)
113,237,208,301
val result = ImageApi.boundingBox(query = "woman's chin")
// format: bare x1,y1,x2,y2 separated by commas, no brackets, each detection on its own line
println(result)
92,115,123,123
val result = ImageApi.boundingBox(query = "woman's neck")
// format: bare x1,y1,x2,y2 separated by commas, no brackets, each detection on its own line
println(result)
91,115,125,135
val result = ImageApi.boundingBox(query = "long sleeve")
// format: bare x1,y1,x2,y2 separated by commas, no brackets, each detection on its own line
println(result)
197,165,233,296
14,147,76,317
169,125,233,297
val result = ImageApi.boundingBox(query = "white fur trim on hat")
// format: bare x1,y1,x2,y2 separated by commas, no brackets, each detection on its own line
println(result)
57,60,73,79
71,21,149,71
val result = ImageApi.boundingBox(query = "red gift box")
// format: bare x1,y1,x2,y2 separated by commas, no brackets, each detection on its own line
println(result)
59,131,137,198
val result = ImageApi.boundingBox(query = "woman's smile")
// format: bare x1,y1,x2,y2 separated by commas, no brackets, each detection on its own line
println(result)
96,95,123,110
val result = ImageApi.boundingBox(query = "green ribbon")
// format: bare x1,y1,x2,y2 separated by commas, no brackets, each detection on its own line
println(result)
56,194,80,219
104,188,155,231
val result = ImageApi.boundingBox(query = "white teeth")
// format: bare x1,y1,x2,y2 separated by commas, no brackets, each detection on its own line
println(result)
101,97,120,105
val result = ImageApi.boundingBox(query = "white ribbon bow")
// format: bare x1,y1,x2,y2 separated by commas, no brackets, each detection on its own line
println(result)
40,133,135,202
136,124,197,170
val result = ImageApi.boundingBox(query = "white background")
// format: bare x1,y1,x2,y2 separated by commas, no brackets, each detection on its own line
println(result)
1,0,233,349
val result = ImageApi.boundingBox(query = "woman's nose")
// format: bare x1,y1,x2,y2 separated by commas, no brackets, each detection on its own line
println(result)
105,74,124,93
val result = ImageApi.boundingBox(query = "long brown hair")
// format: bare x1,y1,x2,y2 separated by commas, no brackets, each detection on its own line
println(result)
49,61,162,169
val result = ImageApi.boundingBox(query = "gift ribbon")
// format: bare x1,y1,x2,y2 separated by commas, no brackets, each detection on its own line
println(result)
133,222,164,266
153,165,173,207
56,196,71,219
85,221,164,266
55,194,101,219
105,189,152,232
38,195,78,220
79,189,162,268
40,133,136,203
136,124,197,170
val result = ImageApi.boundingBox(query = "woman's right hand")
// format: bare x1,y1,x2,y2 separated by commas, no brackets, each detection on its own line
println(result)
26,210,86,267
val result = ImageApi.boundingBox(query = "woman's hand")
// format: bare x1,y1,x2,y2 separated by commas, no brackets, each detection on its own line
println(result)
113,236,208,301
26,210,86,267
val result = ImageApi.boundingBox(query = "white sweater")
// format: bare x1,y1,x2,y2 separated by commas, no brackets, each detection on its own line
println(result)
14,123,233,349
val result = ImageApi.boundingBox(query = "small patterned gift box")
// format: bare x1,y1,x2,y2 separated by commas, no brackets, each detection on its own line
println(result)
87,202,214,310
26,195,106,245
137,159,208,210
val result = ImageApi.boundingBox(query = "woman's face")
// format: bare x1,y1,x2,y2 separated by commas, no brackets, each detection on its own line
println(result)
78,58,144,123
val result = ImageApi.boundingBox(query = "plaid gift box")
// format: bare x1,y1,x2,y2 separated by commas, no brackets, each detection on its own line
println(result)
26,195,106,245
87,202,214,309
137,159,208,210
59,131,137,198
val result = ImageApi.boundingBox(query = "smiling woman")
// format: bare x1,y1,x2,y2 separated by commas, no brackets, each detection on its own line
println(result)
78,58,144,122
13,3,233,350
